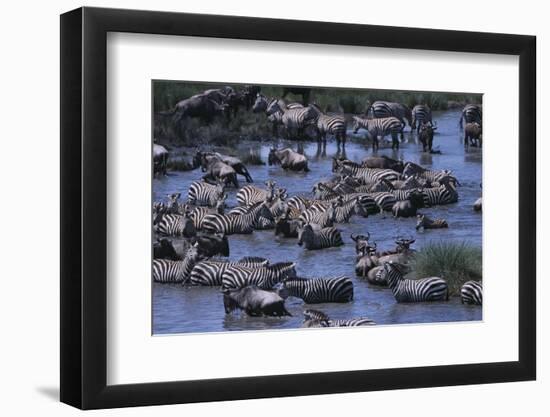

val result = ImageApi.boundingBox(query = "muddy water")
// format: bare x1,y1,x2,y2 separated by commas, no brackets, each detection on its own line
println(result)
152,109,482,335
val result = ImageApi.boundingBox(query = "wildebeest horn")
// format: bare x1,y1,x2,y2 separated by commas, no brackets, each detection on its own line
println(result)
350,233,357,242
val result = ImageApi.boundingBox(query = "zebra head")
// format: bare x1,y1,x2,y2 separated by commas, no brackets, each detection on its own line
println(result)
395,236,415,253
415,214,427,230
267,148,280,166
383,261,404,288
351,116,362,133
266,98,283,116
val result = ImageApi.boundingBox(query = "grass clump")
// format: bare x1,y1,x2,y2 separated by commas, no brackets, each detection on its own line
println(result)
412,241,482,296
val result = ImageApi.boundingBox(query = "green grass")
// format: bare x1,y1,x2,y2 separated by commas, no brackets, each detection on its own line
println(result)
412,241,482,297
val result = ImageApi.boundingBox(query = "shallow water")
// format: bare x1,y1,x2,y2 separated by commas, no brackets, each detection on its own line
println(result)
152,109,482,335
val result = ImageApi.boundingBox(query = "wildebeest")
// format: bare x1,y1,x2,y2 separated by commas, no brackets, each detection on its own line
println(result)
391,190,426,217
153,143,169,176
223,286,292,317
411,104,433,133
361,155,404,172
459,104,482,128
418,121,437,152
355,241,379,278
201,157,239,188
464,122,482,147
153,238,180,260
194,231,230,257
170,93,228,124
416,214,448,230
268,147,309,172
196,151,253,183
274,209,303,238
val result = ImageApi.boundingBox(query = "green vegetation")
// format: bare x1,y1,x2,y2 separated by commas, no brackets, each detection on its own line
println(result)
412,241,482,297
153,80,482,146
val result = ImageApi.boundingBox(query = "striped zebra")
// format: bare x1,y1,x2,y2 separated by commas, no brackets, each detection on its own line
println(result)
310,104,347,147
188,194,227,230
383,262,448,302
266,99,317,138
236,180,277,206
367,191,398,212
187,181,225,207
189,258,269,286
411,104,433,133
461,280,483,305
352,116,404,150
299,200,340,227
333,159,401,183
402,162,456,184
282,276,353,303
298,224,343,250
421,182,458,205
152,244,202,283
365,100,412,131
302,309,375,327
221,262,297,290
202,201,273,235
459,104,482,128
154,212,196,237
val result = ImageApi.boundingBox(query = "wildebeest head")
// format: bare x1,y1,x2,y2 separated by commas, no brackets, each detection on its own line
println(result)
153,238,180,261
268,148,280,166
252,94,268,113
195,231,229,257
395,236,416,252
350,232,371,254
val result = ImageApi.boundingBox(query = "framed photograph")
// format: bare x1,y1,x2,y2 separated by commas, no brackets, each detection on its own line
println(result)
60,6,536,409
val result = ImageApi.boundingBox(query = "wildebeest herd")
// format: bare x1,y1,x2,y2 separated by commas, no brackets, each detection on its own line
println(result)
152,85,483,330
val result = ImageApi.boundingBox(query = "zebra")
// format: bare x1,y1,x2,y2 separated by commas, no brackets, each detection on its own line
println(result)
188,193,227,230
367,191,398,212
297,224,343,250
309,104,347,148
352,116,404,150
383,262,448,302
411,104,433,133
152,244,203,283
461,281,483,305
459,104,482,129
266,99,317,138
202,201,273,235
221,262,297,290
299,200,340,227
154,211,196,237
187,181,225,207
236,180,277,206
282,276,354,303
402,162,456,184
365,100,412,132
302,309,375,327
333,159,401,183
189,258,269,286
421,182,458,205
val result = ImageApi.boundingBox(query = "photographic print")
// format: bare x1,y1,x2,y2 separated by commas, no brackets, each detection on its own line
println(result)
152,81,483,335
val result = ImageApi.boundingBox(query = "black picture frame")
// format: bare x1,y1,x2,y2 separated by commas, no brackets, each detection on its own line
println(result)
60,6,536,410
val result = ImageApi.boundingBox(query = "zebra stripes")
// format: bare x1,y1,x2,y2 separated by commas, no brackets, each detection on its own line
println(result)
298,224,344,250
302,309,375,327
152,245,202,283
421,183,458,205
236,180,276,206
221,262,297,290
402,162,454,184
352,116,404,150
283,276,354,303
366,101,412,129
299,201,338,227
189,258,268,286
266,99,317,137
187,181,225,207
202,202,273,234
154,212,196,237
411,104,432,133
333,159,401,184
310,104,347,146
460,104,482,128
384,262,448,302
461,280,483,305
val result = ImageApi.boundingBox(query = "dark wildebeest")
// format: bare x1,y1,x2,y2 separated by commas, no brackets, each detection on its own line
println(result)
274,209,302,238
464,122,482,148
169,93,228,125
153,238,180,260
153,143,169,176
197,151,253,183
223,286,292,317
392,190,426,217
418,121,437,152
200,156,239,188
361,155,404,172
241,85,261,109
268,148,309,172
415,214,449,230
459,104,482,129
194,231,230,257
282,87,311,105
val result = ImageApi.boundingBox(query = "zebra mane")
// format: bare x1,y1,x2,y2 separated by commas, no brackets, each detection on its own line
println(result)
267,262,295,271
